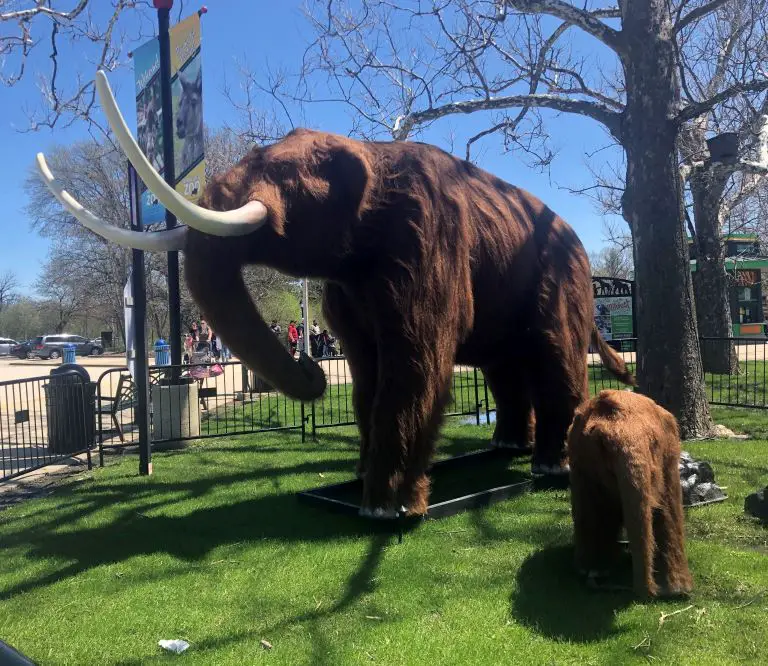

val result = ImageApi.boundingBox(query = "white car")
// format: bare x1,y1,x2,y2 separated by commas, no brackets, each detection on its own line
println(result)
0,337,18,357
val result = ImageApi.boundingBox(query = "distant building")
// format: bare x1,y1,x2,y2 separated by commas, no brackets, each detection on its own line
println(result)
688,234,768,337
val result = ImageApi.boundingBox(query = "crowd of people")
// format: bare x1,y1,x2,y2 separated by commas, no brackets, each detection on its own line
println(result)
183,319,231,364
181,317,339,365
270,319,338,358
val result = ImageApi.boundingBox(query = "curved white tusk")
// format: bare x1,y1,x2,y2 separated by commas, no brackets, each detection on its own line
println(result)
95,70,268,237
36,153,188,252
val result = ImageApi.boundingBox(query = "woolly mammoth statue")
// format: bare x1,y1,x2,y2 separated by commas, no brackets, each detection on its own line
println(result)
37,71,633,518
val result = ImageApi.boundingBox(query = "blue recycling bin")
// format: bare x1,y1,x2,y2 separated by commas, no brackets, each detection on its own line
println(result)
154,339,170,366
63,344,76,364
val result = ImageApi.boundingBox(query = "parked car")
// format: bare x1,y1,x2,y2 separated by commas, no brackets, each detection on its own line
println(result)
0,337,18,356
30,334,104,360
10,340,35,359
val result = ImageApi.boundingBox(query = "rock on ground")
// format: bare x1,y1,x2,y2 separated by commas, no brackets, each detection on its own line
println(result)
679,451,727,506
745,487,768,524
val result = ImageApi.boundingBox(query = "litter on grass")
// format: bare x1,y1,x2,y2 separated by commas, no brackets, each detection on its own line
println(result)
158,639,190,654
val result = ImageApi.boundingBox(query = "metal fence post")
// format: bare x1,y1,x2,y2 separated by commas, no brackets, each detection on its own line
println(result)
97,377,105,468
301,401,306,443
81,374,93,471
311,400,317,442
473,368,481,426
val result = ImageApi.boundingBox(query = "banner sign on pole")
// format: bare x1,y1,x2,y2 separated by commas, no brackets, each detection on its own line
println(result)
133,11,205,224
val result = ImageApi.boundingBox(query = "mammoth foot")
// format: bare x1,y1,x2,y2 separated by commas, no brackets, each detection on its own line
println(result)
489,438,532,453
658,583,693,599
531,462,570,476
358,505,408,520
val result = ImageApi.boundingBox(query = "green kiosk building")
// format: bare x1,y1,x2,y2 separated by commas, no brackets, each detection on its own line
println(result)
689,234,768,337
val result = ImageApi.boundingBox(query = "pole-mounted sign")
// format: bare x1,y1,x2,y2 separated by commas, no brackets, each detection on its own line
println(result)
132,9,206,225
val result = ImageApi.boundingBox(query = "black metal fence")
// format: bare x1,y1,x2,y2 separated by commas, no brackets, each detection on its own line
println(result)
3,337,768,482
0,372,93,482
93,358,486,460
700,336,768,409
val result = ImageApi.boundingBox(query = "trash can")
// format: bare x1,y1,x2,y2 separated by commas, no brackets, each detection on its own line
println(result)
154,339,170,366
63,344,76,364
45,364,96,455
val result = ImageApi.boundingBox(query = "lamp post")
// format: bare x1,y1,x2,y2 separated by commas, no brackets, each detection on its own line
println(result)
153,0,182,373
128,165,152,475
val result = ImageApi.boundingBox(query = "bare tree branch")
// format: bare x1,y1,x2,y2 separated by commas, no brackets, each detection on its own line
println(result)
674,0,732,33
393,92,622,140
1,1,150,131
497,1,624,52
678,78,768,123
0,0,89,22
0,270,19,312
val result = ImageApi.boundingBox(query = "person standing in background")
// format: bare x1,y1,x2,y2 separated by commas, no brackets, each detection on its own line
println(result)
297,324,305,354
210,328,220,359
287,320,298,357
309,319,321,358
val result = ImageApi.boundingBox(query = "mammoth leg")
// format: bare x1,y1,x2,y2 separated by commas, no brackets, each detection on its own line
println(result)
571,474,623,576
483,362,533,452
323,283,376,476
361,291,457,517
363,348,454,516
654,453,693,596
617,465,659,598
529,333,588,475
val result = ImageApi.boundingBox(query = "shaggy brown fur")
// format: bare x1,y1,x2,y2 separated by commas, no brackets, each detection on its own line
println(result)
185,128,633,514
567,390,693,598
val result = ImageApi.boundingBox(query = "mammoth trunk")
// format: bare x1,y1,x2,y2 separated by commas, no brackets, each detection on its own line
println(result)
185,258,326,402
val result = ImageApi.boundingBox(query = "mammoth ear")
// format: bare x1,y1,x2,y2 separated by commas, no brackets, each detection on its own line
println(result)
320,138,374,219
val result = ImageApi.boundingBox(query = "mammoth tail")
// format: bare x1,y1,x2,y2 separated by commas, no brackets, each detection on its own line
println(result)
591,325,636,387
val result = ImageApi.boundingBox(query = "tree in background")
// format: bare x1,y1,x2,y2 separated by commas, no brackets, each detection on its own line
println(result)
23,127,298,345
0,1,153,132
267,0,768,437
677,0,768,374
590,245,634,281
567,1,767,375
36,254,86,333
0,271,18,313
0,298,39,341
25,140,138,342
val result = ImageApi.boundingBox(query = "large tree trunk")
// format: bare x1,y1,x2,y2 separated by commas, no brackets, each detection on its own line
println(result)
690,168,739,375
621,0,713,439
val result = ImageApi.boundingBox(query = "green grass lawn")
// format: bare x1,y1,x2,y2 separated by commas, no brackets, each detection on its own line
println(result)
1,411,767,665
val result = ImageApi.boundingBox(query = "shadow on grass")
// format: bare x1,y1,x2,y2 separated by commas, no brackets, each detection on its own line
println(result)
510,545,634,642
0,481,406,604
112,532,393,666
0,428,527,615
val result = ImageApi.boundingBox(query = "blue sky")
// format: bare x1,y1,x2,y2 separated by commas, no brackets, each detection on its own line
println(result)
0,0,623,295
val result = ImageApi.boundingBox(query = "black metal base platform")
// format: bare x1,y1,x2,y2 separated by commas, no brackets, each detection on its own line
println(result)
298,447,544,522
